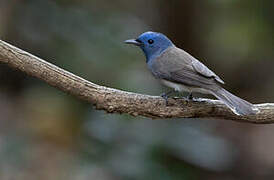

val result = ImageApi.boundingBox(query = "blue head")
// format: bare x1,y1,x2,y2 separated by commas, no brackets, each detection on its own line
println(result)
125,31,174,62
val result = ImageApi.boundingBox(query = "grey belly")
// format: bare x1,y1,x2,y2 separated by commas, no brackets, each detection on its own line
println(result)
160,79,211,94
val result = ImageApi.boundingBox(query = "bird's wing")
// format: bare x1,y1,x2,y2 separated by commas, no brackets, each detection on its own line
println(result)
191,59,225,84
150,47,224,88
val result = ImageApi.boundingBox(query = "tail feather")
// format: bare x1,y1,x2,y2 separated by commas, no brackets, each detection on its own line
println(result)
212,88,258,115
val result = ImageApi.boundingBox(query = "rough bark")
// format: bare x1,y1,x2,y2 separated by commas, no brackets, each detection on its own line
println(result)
0,39,273,123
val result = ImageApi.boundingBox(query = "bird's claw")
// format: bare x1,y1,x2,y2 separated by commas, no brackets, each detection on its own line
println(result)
161,93,169,106
161,91,195,106
187,93,193,101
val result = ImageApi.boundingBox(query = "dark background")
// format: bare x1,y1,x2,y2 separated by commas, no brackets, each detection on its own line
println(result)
0,0,274,179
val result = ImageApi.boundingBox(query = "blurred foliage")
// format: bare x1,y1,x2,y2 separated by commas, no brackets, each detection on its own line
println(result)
0,0,274,179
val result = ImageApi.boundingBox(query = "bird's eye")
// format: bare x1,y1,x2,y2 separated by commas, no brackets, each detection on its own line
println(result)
148,39,154,44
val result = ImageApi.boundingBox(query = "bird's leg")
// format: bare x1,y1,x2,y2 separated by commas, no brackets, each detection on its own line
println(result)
187,92,193,100
161,90,175,105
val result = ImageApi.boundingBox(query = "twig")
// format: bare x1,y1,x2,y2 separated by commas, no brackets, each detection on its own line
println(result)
0,40,273,123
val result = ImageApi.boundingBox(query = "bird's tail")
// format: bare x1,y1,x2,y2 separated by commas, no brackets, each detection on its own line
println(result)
212,88,258,115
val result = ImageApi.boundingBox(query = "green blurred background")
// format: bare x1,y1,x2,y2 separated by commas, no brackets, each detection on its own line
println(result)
0,0,274,179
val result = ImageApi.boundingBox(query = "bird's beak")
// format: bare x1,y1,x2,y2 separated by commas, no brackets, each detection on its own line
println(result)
124,39,142,46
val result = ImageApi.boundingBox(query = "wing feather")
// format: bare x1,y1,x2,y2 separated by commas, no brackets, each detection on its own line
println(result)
192,59,224,84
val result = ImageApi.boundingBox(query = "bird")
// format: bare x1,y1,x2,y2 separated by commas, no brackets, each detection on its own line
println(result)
125,31,258,115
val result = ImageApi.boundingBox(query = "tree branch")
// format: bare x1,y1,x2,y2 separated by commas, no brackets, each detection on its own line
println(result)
0,40,273,123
